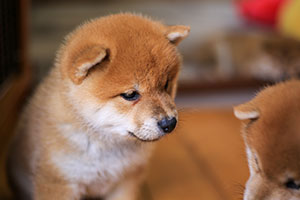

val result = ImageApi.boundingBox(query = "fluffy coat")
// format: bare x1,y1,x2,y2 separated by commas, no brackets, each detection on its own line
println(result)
234,79,300,200
7,13,190,200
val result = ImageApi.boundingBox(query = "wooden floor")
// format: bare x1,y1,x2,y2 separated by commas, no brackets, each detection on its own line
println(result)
0,109,249,200
142,109,249,200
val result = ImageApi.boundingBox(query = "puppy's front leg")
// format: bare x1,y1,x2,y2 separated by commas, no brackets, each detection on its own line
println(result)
105,178,142,200
34,180,80,200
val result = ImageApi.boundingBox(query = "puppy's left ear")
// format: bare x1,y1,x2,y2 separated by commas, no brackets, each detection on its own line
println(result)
166,25,190,45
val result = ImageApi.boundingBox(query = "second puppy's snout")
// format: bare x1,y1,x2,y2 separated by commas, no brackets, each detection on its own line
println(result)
157,117,177,133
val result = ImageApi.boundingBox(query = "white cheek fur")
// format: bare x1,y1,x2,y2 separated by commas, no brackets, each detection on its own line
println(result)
82,102,131,135
67,84,133,136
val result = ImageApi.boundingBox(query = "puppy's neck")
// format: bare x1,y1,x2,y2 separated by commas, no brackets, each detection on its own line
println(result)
58,122,149,152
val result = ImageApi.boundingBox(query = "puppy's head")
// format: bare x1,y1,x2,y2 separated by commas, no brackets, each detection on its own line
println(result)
234,80,300,200
58,14,190,142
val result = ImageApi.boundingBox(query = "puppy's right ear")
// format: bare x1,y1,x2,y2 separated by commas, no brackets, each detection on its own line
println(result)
234,101,260,120
67,45,108,84
166,25,190,45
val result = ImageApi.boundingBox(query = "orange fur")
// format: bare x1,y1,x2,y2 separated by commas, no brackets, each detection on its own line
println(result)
234,80,300,200
7,13,189,200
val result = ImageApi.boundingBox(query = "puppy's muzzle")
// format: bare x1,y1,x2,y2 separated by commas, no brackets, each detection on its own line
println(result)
157,117,177,133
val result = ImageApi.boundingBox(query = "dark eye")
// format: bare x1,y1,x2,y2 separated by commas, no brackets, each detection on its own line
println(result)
164,79,169,90
285,179,300,190
120,91,140,101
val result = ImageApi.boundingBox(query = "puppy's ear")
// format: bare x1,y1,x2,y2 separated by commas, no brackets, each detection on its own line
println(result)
68,45,108,84
234,102,260,120
166,25,190,45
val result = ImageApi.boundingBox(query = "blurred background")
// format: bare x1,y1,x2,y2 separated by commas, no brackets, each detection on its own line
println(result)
1,0,300,199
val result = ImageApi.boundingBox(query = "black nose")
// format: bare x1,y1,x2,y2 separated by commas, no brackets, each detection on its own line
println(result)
157,117,177,133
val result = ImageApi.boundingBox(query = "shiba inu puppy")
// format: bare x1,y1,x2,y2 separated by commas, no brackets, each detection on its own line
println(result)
7,13,190,200
234,80,300,200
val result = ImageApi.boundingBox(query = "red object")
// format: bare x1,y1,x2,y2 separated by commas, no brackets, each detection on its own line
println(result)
236,0,288,26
